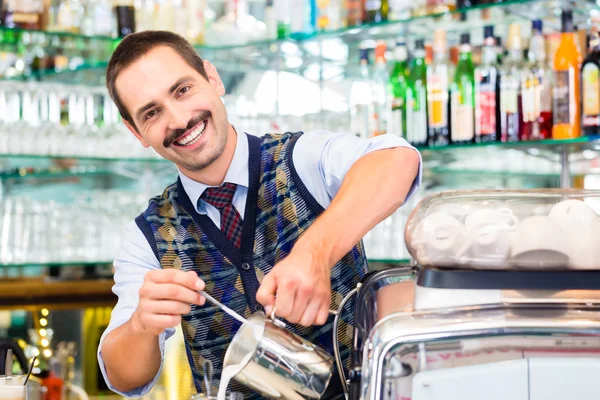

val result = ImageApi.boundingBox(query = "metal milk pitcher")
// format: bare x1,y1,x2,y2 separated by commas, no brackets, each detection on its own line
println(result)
222,310,334,399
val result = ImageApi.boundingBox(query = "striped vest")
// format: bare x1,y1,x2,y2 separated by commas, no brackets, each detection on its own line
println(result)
135,132,368,399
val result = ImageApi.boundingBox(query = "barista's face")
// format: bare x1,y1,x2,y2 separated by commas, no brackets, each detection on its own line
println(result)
116,46,229,172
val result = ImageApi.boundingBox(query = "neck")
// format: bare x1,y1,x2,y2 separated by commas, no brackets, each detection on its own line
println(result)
179,124,238,186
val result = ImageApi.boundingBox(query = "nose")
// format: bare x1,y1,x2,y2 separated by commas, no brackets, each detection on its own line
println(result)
165,102,191,131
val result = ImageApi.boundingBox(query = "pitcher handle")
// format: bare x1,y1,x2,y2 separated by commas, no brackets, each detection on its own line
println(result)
333,283,362,397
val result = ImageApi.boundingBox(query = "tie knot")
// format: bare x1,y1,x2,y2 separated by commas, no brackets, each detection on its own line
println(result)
201,183,237,210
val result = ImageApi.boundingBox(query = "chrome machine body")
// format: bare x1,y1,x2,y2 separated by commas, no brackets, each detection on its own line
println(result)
349,190,600,400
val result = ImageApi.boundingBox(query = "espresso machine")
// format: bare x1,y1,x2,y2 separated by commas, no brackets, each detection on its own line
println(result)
347,189,600,400
224,189,600,400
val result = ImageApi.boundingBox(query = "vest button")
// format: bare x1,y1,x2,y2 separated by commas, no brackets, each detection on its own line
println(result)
241,262,251,271
254,304,262,312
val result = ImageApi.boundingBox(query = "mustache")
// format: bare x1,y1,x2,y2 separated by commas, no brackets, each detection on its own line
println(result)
164,111,212,148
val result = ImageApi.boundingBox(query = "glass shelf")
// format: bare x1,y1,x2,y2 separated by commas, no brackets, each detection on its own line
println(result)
1,0,596,84
0,153,167,164
0,166,113,180
0,260,112,268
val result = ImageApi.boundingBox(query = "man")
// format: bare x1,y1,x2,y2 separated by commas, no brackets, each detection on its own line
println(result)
98,30,421,399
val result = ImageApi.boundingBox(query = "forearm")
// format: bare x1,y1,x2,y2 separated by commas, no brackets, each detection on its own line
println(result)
100,319,162,393
295,147,420,266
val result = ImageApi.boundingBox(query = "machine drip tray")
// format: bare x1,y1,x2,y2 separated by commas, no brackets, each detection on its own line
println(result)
417,267,600,290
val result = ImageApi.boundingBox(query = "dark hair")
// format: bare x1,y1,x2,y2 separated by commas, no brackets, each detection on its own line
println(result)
105,30,209,130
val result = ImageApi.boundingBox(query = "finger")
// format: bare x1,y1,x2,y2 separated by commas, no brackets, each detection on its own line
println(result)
145,283,204,305
146,300,192,315
276,278,297,320
256,273,277,308
142,313,182,331
146,269,205,291
315,304,330,326
288,283,312,324
299,300,321,327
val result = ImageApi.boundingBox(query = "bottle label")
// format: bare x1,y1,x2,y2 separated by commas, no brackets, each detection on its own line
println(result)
521,74,539,123
451,90,474,141
476,82,496,135
407,86,427,143
428,76,447,128
501,78,519,114
553,70,575,125
583,63,600,127
365,0,382,10
390,108,403,137
346,0,362,24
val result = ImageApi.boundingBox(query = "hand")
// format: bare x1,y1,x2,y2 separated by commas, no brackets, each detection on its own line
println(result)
256,251,332,327
131,269,206,336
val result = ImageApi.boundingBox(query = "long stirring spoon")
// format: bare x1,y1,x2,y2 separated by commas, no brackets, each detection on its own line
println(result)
199,290,247,325
23,356,36,386
203,359,213,396
4,349,12,380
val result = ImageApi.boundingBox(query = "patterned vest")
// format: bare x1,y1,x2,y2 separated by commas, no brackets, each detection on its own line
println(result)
135,132,368,399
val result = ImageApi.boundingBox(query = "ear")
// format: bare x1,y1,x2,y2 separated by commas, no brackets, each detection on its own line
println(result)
123,119,150,148
203,60,226,97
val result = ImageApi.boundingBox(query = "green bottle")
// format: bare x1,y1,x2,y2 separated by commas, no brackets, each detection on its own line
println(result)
388,40,409,139
450,33,475,144
406,39,428,147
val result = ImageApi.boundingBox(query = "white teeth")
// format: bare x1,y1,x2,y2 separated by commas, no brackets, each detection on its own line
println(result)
176,121,206,146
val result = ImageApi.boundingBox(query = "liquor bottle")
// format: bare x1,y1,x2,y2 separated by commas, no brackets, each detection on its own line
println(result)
552,9,582,139
276,0,291,38
499,23,523,142
388,40,409,138
475,25,500,142
3,0,43,29
346,0,362,26
427,29,449,146
406,39,429,146
450,33,475,144
350,47,374,138
582,14,600,136
316,0,342,31
290,0,316,37
372,42,389,136
522,19,553,140
186,0,206,43
363,0,388,23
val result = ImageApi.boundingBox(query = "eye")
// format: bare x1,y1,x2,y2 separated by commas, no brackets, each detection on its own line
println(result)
144,109,158,121
178,85,191,96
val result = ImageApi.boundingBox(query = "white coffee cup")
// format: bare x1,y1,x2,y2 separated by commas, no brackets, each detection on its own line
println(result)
412,212,470,267
510,215,569,269
561,222,600,269
549,199,599,229
464,208,519,268
0,377,26,400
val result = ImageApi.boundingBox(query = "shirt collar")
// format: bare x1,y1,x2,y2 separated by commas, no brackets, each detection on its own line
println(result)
178,130,249,213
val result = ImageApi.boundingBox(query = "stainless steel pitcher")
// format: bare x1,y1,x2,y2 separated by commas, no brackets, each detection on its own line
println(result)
222,311,334,399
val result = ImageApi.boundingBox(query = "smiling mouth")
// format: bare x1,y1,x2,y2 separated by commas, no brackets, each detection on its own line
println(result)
173,119,208,147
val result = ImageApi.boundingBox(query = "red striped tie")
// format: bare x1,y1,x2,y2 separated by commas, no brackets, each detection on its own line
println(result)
201,183,243,248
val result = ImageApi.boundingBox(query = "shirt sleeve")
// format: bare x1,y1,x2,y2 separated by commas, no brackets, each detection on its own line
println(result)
292,131,423,208
97,220,176,398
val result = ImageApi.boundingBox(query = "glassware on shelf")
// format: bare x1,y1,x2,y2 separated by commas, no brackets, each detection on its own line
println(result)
0,191,150,265
0,81,160,160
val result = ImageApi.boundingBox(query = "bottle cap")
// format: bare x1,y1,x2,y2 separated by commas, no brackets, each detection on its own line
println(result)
460,33,470,45
484,25,494,39
562,9,574,33
359,48,370,63
532,19,543,33
415,39,425,49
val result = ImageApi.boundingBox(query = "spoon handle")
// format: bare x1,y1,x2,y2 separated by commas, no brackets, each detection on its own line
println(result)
4,349,12,378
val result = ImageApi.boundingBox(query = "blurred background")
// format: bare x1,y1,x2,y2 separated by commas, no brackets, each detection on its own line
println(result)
2,0,600,398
